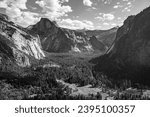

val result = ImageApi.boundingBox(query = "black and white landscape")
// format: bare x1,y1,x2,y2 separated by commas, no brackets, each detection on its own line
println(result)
0,0,150,100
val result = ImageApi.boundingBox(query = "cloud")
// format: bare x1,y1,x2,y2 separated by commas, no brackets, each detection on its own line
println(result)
35,0,45,7
102,0,112,4
95,13,115,21
58,18,94,30
122,7,131,12
113,0,134,11
122,3,132,12
60,0,69,3
0,0,39,27
102,22,117,28
113,5,122,9
0,0,72,27
121,0,135,12
0,0,27,9
113,2,123,9
83,0,93,7
103,22,109,26
117,17,122,20
36,0,72,20
127,2,131,5
95,25,102,29
16,12,40,27
111,23,117,26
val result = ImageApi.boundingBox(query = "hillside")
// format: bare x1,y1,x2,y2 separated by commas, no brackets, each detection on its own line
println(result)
28,18,117,53
86,27,118,47
0,14,45,67
92,6,150,86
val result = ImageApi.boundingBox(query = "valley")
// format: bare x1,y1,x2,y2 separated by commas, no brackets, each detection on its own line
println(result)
1,6,150,100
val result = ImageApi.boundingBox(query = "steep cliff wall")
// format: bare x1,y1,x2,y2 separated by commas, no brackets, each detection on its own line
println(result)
92,7,150,85
28,18,107,53
0,14,45,67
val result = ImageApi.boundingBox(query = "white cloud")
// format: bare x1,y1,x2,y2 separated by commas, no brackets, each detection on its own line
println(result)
60,0,69,3
95,13,115,21
95,25,102,29
113,1,123,9
102,0,112,4
17,12,40,27
113,4,123,9
127,2,131,5
35,0,45,7
111,23,117,26
0,0,39,27
102,22,118,28
0,0,27,9
113,0,134,11
0,1,8,8
103,22,109,26
122,6,131,12
117,2,120,5
113,5,119,9
117,17,121,20
83,0,93,7
58,18,94,30
36,0,72,20
121,0,134,12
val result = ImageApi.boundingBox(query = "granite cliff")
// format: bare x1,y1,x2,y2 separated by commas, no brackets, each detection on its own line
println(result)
28,18,116,53
0,14,45,67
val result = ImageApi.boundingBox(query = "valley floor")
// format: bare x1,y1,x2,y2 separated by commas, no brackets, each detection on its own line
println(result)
0,52,150,100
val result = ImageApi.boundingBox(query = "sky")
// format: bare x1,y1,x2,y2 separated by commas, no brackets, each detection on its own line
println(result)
0,0,150,30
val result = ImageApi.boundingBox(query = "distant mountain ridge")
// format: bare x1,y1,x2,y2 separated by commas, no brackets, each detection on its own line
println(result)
28,18,117,53
86,27,118,47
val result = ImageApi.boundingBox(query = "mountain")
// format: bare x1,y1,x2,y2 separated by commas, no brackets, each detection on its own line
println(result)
0,14,45,67
28,18,115,53
86,27,118,47
89,36,108,51
92,6,150,85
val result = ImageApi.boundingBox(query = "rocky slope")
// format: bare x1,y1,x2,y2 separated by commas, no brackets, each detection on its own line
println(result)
92,6,150,85
0,14,45,67
28,18,115,53
86,27,118,47
89,36,108,51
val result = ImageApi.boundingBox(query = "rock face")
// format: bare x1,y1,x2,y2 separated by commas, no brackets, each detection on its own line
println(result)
28,18,110,53
92,7,150,85
86,27,118,47
0,14,45,67
89,36,107,51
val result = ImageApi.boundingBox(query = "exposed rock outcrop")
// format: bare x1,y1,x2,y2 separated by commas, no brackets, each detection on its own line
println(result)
28,18,110,53
0,14,45,67
86,27,118,47
89,36,108,51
